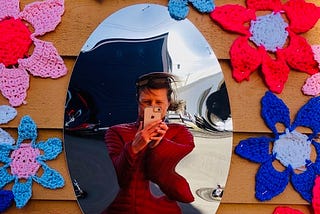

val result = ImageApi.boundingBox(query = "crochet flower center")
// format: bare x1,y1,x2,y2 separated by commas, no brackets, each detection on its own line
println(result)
249,12,288,52
273,129,311,170
10,143,40,179
0,18,32,67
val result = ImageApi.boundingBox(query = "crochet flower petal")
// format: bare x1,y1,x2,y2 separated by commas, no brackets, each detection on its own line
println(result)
0,105,17,124
312,141,320,175
17,115,37,145
0,128,15,145
0,65,29,107
246,0,282,11
261,53,290,93
0,0,20,19
168,0,189,20
190,0,215,13
19,37,67,79
235,136,272,163
0,144,12,163
261,91,290,137
0,166,14,188
302,73,320,96
291,95,320,138
230,36,263,81
291,166,316,202
35,138,62,161
273,206,304,214
32,163,64,189
283,0,320,34
255,160,290,201
312,176,320,213
279,33,319,75
210,5,255,35
312,45,320,68
18,0,64,36
12,177,32,208
0,190,14,213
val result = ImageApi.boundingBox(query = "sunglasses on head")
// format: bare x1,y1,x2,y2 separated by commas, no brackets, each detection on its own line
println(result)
136,72,174,88
136,76,171,88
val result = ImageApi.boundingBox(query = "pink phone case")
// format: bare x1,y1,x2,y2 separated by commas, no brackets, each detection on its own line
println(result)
143,106,161,127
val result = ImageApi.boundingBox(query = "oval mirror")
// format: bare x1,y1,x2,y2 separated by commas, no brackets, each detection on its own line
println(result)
64,3,232,214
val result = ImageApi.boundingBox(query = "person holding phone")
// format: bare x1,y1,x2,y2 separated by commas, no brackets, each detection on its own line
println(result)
103,72,195,214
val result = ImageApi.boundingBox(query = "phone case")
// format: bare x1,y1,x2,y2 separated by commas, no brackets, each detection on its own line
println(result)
143,106,161,127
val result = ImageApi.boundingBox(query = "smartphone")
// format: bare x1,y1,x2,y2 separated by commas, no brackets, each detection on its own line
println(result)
143,106,162,128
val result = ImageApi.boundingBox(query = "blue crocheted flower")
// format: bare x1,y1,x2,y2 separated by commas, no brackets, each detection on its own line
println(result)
0,115,64,208
235,91,320,202
0,190,14,212
168,0,215,20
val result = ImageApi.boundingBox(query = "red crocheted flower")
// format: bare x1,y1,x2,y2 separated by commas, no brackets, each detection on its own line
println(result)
0,0,67,106
210,0,320,93
273,175,320,214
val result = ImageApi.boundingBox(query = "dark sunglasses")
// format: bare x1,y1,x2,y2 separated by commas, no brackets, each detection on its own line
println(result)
136,76,171,88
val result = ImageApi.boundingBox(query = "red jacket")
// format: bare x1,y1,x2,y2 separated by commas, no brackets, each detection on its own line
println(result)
103,122,195,214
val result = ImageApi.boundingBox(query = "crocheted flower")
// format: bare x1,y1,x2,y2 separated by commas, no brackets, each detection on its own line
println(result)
0,0,67,107
168,0,215,20
273,175,320,214
313,175,320,214
273,206,304,214
235,91,320,202
0,190,14,212
0,115,64,208
210,0,320,93
302,45,320,96
0,105,17,145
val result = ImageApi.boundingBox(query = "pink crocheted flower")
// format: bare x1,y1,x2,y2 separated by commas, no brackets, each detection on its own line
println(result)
210,0,320,93
302,45,320,96
0,0,67,107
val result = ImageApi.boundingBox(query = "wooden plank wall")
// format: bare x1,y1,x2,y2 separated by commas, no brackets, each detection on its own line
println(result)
2,0,319,213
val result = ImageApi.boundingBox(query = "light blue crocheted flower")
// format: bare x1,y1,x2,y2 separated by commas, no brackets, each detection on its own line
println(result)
168,0,215,20
0,115,64,208
0,105,17,145
235,91,320,202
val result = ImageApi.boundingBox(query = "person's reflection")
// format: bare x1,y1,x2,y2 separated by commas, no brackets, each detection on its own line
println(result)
102,72,195,214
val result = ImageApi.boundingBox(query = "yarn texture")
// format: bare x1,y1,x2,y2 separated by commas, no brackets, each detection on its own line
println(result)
0,190,14,212
273,175,320,214
0,105,17,145
302,45,320,96
210,0,320,94
0,115,64,208
168,0,214,20
313,176,320,214
235,91,320,202
0,0,67,107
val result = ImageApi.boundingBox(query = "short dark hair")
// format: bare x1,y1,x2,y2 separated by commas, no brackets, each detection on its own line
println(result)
135,72,176,102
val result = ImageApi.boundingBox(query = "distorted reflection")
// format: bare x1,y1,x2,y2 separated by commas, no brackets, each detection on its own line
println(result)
64,3,232,214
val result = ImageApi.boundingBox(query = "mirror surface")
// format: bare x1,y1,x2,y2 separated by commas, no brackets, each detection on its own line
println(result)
64,3,232,214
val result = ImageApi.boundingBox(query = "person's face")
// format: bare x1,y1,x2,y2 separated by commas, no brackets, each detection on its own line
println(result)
138,88,170,120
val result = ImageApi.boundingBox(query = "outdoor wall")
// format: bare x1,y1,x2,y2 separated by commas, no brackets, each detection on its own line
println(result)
2,0,319,213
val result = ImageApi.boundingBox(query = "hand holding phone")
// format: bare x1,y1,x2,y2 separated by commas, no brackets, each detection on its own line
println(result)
143,106,162,128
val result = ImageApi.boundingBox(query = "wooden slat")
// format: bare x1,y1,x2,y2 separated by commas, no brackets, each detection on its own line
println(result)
5,200,81,214
217,203,313,214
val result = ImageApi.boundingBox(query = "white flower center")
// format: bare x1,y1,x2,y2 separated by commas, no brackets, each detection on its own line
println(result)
273,129,311,170
249,12,288,52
